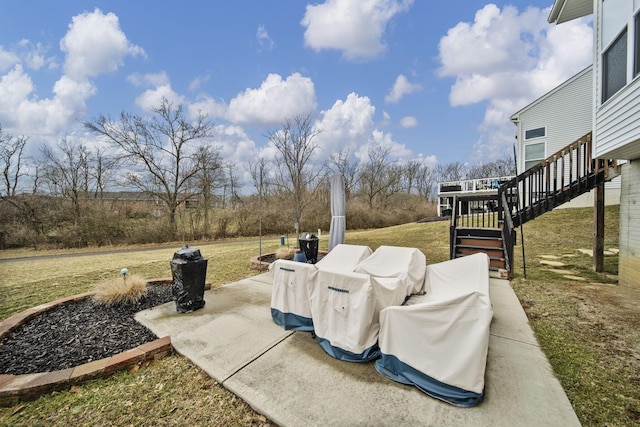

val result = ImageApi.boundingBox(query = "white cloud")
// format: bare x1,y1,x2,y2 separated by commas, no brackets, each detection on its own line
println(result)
0,46,19,71
0,65,33,114
385,74,422,103
314,92,376,156
52,75,96,104
128,72,186,111
256,25,275,52
439,5,535,78
188,74,210,92
354,128,412,161
438,4,592,162
313,92,415,165
1,39,57,73
380,110,391,127
60,8,145,80
226,73,317,126
134,84,186,112
301,0,413,60
127,71,170,87
17,39,56,71
211,124,258,166
399,116,417,128
188,95,228,121
0,65,93,135
0,9,142,137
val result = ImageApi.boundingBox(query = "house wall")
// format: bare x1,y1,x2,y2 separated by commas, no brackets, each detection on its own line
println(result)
515,68,594,172
555,185,621,209
548,0,638,286
596,81,640,160
513,66,620,207
619,161,640,287
592,0,640,161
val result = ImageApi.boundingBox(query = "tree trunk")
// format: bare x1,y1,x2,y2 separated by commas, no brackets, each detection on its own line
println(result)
169,207,178,238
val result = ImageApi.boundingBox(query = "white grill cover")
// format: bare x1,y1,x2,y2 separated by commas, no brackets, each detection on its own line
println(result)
354,245,426,296
309,269,378,357
316,244,373,273
309,245,427,360
270,260,318,330
270,245,373,332
376,253,492,401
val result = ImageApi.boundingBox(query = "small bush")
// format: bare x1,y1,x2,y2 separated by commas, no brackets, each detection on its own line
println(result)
275,247,295,260
93,274,148,305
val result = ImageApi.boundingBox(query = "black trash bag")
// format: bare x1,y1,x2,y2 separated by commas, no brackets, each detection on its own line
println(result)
298,232,319,264
170,244,208,313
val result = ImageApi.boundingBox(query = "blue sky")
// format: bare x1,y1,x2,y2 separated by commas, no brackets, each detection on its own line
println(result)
0,1,592,190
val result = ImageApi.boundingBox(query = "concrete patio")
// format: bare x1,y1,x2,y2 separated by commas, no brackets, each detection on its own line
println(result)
135,271,580,426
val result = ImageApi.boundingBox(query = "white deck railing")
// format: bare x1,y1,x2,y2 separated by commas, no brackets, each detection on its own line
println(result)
438,176,516,194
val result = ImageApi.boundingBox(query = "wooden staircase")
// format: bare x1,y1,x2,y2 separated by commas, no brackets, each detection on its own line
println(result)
454,228,507,270
449,132,617,278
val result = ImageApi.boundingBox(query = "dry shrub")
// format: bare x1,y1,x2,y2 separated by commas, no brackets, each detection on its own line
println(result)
275,247,295,260
93,274,148,305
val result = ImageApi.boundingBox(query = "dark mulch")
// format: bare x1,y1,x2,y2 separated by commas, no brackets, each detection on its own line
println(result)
0,283,174,375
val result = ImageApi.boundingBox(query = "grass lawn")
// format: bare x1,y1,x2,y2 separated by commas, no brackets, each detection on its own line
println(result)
1,205,639,426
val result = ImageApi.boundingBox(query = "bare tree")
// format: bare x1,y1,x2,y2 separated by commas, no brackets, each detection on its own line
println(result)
327,148,358,199
40,138,91,227
191,145,225,234
224,162,242,207
85,98,213,236
357,144,401,208
466,154,515,179
415,163,437,199
248,157,271,197
91,147,118,199
267,114,322,231
0,124,28,198
402,160,422,194
435,161,467,183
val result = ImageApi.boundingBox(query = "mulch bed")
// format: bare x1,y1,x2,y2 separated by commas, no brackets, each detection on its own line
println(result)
0,283,174,375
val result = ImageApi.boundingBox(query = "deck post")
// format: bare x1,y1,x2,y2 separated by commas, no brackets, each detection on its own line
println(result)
593,181,605,272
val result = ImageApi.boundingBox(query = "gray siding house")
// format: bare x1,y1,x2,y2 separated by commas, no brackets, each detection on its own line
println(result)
510,65,621,208
549,0,640,287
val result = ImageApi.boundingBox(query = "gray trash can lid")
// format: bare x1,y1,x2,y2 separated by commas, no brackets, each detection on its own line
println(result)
172,244,206,262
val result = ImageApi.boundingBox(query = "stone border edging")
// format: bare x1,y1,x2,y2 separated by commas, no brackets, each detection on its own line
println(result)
0,278,211,407
249,251,328,270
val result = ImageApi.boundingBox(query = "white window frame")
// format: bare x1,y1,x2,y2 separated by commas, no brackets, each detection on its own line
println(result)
599,0,640,104
524,126,546,140
523,141,546,171
522,126,546,171
602,27,628,102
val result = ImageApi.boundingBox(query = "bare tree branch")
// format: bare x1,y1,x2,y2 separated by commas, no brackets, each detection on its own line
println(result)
0,124,28,198
266,114,323,230
85,98,214,236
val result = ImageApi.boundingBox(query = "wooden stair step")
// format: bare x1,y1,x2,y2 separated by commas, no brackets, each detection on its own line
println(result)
456,244,504,252
489,258,507,269
455,253,506,269
457,238,503,248
457,246,504,258
456,229,502,238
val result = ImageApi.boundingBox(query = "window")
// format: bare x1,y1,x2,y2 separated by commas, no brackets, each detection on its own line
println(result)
524,127,546,140
603,29,628,102
635,13,640,76
524,142,545,170
603,0,627,47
